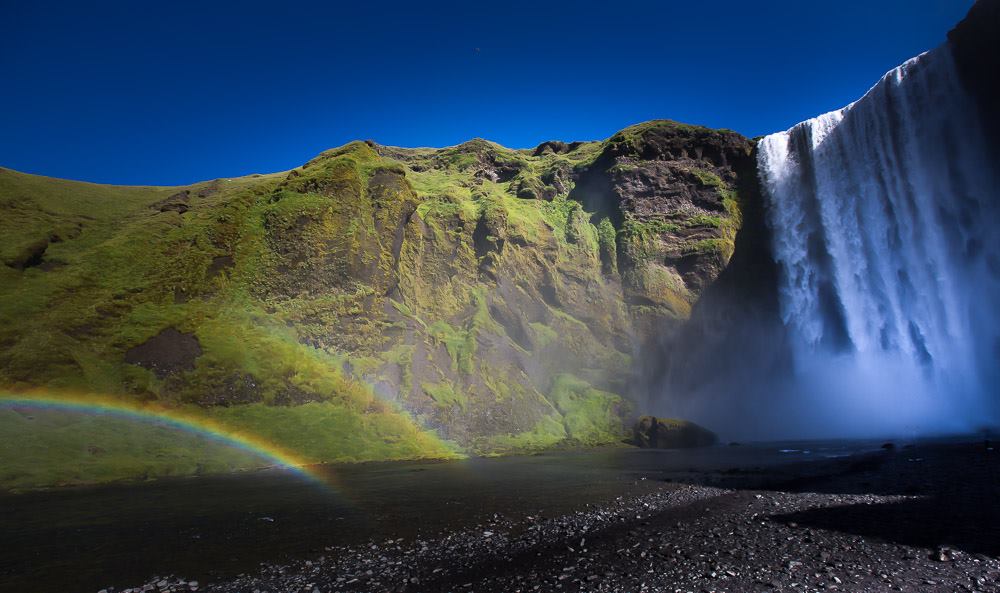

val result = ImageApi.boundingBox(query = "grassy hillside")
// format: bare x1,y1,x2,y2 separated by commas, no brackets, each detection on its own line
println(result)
0,121,753,488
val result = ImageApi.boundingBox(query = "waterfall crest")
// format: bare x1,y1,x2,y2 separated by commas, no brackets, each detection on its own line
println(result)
757,44,1000,435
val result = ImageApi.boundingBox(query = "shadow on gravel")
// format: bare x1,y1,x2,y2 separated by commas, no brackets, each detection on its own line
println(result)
665,441,1000,558
771,494,1000,558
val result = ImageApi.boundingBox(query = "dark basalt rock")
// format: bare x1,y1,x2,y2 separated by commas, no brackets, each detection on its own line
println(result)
948,0,1000,141
632,415,718,448
569,121,756,331
646,140,789,406
195,180,222,198
205,255,234,280
450,138,525,183
152,190,191,214
4,237,48,270
531,140,586,156
124,327,202,378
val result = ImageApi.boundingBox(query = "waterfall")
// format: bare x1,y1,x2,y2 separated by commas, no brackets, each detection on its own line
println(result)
757,43,1000,435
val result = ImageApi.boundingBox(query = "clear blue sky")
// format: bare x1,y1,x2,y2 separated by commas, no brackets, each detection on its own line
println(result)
0,0,974,185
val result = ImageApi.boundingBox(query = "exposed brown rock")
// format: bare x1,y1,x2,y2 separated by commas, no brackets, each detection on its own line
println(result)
152,190,191,214
124,328,202,378
4,237,48,270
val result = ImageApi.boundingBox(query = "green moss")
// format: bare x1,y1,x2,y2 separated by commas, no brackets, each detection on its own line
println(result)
472,374,627,454
427,320,476,375
596,217,618,275
625,264,693,319
416,194,479,237
0,155,463,487
345,355,381,377
481,369,531,403
0,407,261,490
691,167,726,189
528,322,559,349
407,169,473,202
183,308,372,407
0,169,177,266
618,217,684,270
684,214,724,228
381,344,415,396
547,374,626,445
682,238,729,256
688,167,741,261
390,299,427,329
0,401,459,490
608,163,639,174
622,218,681,242
475,414,566,455
537,197,580,238
602,120,723,157
421,380,467,410
207,402,456,463
0,117,748,486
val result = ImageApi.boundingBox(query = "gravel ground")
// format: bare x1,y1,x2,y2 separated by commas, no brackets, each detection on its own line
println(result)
107,441,1000,593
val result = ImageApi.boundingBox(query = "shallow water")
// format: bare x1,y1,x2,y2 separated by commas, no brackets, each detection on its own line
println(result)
0,441,887,593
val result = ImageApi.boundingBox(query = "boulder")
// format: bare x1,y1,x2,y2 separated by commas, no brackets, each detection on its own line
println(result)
633,415,717,448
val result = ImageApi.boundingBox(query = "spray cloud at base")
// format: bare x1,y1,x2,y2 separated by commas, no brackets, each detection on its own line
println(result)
652,42,1000,442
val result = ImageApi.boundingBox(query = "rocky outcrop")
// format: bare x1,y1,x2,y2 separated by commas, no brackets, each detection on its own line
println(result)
641,141,789,406
152,190,191,214
4,236,49,270
569,121,754,332
124,328,202,378
632,415,718,448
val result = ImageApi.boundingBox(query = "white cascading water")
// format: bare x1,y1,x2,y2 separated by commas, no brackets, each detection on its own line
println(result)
757,43,1000,437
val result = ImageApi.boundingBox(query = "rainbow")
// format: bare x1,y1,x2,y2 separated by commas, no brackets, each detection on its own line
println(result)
0,391,327,485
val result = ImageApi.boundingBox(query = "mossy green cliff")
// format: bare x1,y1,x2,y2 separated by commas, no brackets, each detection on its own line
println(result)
0,120,756,487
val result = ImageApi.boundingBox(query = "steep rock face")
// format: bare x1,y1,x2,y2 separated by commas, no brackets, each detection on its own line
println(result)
642,142,787,405
0,120,760,465
570,122,753,334
949,0,1000,142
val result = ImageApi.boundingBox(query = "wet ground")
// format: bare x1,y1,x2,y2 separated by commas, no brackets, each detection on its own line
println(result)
4,439,995,593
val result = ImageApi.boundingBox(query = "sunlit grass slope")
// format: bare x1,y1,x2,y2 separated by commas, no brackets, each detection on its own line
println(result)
0,121,750,488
